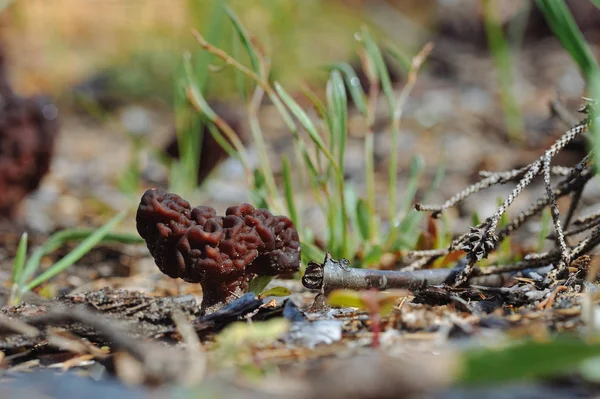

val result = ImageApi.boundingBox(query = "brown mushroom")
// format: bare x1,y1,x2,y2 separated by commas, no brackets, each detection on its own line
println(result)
0,44,59,218
136,188,301,311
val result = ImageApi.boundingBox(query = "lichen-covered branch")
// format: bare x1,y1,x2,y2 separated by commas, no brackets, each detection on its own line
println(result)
414,101,596,286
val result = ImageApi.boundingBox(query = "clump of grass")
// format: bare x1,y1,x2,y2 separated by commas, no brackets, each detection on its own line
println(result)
183,5,437,268
9,210,143,306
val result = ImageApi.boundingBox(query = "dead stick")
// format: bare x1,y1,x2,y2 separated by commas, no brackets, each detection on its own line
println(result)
302,253,548,294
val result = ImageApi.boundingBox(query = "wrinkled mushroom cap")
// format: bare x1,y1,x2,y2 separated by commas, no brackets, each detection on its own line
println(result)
136,189,301,311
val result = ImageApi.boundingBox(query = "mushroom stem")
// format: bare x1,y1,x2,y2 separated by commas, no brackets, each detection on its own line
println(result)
302,253,551,295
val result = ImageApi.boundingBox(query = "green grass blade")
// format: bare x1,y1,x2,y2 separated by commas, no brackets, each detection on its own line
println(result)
356,199,372,242
267,85,339,191
176,0,224,192
537,208,552,252
364,132,378,242
207,122,237,159
359,27,396,115
11,232,28,286
38,230,142,245
250,168,269,210
191,0,224,90
397,154,425,221
185,64,251,172
281,155,299,228
24,210,128,292
590,72,600,177
328,70,348,171
326,194,339,258
19,229,143,287
343,186,360,258
591,0,600,8
392,156,444,251
359,28,399,227
274,82,334,163
328,63,367,116
231,30,247,102
422,158,446,204
300,241,326,264
223,4,261,75
483,0,524,140
325,70,349,258
388,155,425,249
385,41,411,73
272,86,324,206
471,211,481,227
173,72,199,191
247,97,281,211
301,85,329,122
536,0,600,78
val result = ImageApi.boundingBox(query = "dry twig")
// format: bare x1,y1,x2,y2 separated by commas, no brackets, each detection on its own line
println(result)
415,101,597,286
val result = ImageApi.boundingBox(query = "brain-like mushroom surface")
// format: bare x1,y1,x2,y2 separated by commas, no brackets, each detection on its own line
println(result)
136,189,301,311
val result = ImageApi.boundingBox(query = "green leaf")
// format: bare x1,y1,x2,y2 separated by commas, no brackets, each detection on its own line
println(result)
259,286,292,298
460,339,600,386
536,0,600,79
217,319,289,348
11,232,28,286
24,210,128,292
327,289,366,309
248,275,273,295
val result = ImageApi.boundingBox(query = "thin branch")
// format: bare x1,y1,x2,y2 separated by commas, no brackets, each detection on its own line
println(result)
542,154,570,265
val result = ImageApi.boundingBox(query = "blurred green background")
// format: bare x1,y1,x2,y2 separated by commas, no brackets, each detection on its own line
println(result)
0,0,431,103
